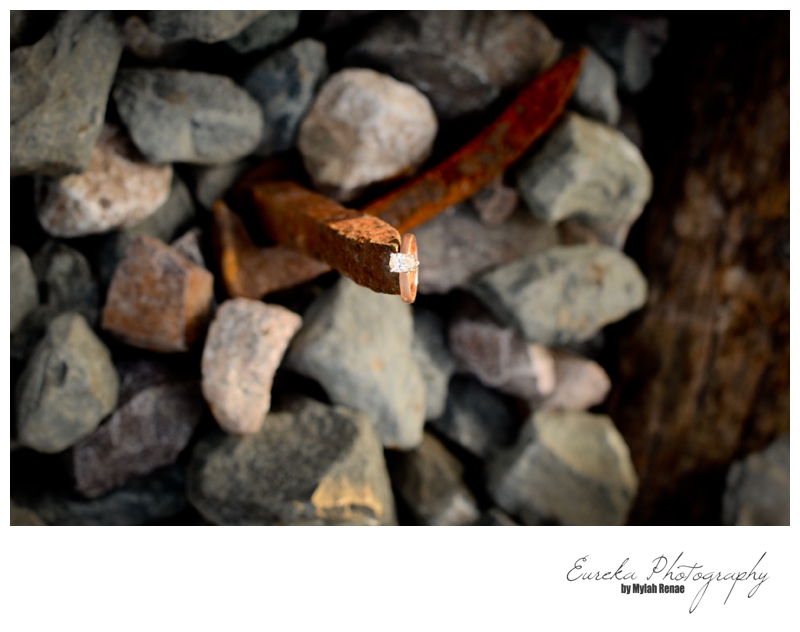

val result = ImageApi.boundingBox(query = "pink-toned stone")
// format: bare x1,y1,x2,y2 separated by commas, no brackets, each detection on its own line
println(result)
102,235,214,352
202,298,303,434
71,360,205,498
449,310,556,400
171,227,206,268
36,124,173,238
468,174,519,226
532,349,612,412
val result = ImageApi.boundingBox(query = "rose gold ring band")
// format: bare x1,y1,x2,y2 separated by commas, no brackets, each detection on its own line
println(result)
398,233,418,304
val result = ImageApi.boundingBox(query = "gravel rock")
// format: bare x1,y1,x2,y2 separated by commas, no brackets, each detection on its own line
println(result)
449,308,556,400
192,161,251,210
10,246,39,333
122,15,189,62
227,10,300,54
411,309,455,420
472,244,647,346
285,277,426,450
297,68,438,202
429,375,517,460
71,360,205,498
468,174,519,226
516,112,652,248
171,228,206,269
415,204,559,294
31,465,187,525
141,10,268,44
35,125,172,238
388,432,480,526
722,434,789,526
15,313,119,454
10,500,44,526
347,10,562,119
188,397,396,525
488,410,638,525
532,349,611,412
101,235,214,353
243,38,329,156
10,306,61,363
202,299,302,434
571,46,620,125
94,174,195,288
113,68,263,165
31,240,100,326
11,11,123,177
586,21,653,93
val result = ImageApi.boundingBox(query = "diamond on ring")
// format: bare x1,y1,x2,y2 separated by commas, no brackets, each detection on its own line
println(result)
389,252,419,274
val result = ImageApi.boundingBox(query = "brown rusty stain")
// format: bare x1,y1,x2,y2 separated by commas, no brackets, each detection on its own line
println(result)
361,49,587,232
215,51,586,298
251,181,401,295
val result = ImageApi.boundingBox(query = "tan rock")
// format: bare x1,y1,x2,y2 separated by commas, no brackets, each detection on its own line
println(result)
36,124,172,237
201,298,302,434
102,235,214,352
533,349,611,412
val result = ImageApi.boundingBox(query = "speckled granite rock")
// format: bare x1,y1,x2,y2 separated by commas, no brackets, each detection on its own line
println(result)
472,244,647,346
114,68,263,165
188,398,396,525
347,10,562,119
285,277,426,450
297,68,437,202
15,313,119,454
227,10,300,53
488,410,638,525
35,124,172,238
411,309,455,420
531,349,611,412
201,299,302,434
388,432,480,526
11,11,123,177
722,434,789,526
141,10,268,44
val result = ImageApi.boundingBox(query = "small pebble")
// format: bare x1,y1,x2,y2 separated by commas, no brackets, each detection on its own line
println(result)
10,246,39,333
532,349,611,412
468,174,519,226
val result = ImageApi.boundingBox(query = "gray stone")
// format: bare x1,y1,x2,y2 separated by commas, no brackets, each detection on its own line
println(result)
15,313,119,454
722,434,789,526
429,376,517,460
188,397,396,525
488,410,638,525
122,14,189,62
468,174,519,226
476,507,518,526
388,432,480,526
113,68,263,165
586,21,653,93
31,240,100,326
11,246,39,333
415,204,559,295
35,124,173,238
71,360,205,498
297,68,437,202
142,10,268,44
243,38,329,157
449,308,556,400
571,46,620,126
411,309,455,420
532,349,611,412
227,10,300,54
285,277,426,450
347,10,562,119
192,161,250,210
94,174,196,288
516,112,652,248
202,299,302,435
472,244,647,346
31,465,187,525
11,11,123,177
11,305,61,364
171,228,206,269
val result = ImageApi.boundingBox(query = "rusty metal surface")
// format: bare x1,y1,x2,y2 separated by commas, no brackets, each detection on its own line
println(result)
212,199,331,299
361,50,587,232
252,181,402,295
